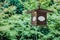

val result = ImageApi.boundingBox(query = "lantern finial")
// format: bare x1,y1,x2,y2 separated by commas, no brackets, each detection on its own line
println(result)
37,0,41,9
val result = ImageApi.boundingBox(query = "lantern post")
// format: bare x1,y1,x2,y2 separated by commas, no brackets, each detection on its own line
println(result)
26,0,53,26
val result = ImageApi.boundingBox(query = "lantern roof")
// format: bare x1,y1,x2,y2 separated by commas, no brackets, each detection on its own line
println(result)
29,8,53,14
36,8,53,12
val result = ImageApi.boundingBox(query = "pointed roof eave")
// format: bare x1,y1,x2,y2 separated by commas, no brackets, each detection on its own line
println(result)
35,8,53,13
40,8,53,12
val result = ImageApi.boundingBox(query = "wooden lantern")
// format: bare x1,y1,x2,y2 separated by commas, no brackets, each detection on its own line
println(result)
30,9,52,26
26,0,53,26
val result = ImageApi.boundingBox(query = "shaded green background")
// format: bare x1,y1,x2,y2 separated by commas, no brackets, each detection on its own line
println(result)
0,0,60,40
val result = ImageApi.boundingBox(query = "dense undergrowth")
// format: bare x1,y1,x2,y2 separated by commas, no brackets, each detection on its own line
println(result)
0,0,60,40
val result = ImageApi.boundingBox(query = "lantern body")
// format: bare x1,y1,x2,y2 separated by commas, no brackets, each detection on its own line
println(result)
31,9,47,26
27,8,53,26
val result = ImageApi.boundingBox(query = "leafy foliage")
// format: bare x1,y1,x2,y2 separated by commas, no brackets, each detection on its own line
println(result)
9,0,19,6
0,0,5,2
49,0,54,6
21,0,27,2
16,4,24,14
0,0,60,40
0,31,10,40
